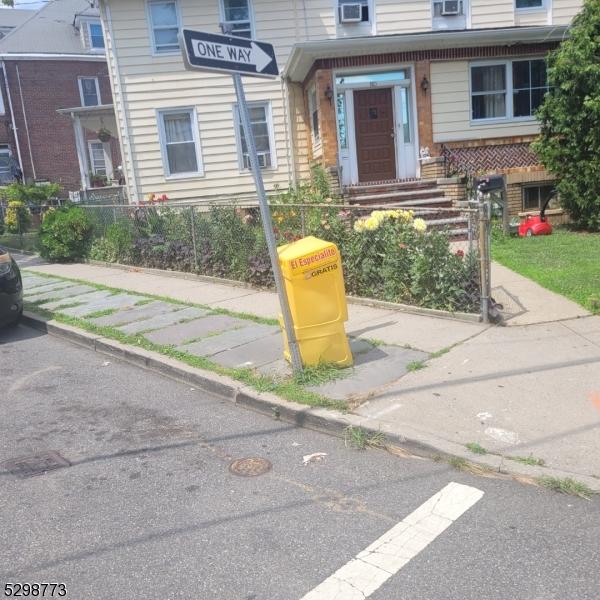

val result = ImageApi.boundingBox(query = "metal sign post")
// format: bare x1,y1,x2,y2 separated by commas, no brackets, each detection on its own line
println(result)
179,29,303,372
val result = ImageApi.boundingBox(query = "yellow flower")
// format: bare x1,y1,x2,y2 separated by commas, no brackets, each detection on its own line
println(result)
364,216,379,231
353,219,366,232
412,218,427,233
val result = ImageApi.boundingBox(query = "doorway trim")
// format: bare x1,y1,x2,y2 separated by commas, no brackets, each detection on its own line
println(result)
333,64,420,186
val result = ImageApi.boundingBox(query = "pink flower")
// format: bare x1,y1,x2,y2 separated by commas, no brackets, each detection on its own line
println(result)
456,249,465,258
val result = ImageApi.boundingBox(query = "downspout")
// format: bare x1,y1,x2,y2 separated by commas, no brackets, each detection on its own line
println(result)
15,64,36,179
1,61,24,175
281,77,295,187
101,0,140,203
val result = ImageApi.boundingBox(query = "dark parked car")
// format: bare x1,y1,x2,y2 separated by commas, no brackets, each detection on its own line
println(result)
0,247,23,327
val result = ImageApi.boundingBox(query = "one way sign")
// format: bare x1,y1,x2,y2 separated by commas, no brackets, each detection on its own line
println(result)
180,29,278,79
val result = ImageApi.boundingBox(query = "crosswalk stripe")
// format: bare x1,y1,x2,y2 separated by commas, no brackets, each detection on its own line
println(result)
300,481,484,600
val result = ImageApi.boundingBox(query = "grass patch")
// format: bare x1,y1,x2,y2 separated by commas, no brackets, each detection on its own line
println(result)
492,230,600,313
293,362,349,387
24,302,347,413
406,360,427,372
430,347,451,359
465,442,488,455
85,308,119,319
344,426,387,450
538,476,595,500
364,338,385,347
507,455,546,467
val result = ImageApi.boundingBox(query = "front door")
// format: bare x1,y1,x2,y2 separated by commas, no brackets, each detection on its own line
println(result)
354,87,396,182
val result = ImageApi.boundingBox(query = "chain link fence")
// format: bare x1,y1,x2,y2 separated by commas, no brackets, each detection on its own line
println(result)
80,201,488,316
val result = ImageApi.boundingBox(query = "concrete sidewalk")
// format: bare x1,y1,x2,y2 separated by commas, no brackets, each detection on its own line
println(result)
17,258,600,483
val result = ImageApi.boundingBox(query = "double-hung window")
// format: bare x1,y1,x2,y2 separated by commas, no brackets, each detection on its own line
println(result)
470,59,549,121
220,0,253,38
148,0,180,54
87,20,105,51
88,141,113,178
471,64,507,120
158,108,203,177
308,85,319,145
234,102,275,170
79,77,101,107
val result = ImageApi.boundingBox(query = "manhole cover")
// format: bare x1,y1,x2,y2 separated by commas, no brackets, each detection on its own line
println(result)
229,457,272,477
2,451,71,479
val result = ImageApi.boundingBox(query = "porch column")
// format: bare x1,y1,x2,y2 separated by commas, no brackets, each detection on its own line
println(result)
72,111,91,190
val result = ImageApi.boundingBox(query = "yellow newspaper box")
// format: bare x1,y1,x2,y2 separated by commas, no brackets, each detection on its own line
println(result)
277,236,352,367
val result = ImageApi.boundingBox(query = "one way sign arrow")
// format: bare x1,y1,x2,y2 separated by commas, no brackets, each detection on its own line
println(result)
180,29,278,79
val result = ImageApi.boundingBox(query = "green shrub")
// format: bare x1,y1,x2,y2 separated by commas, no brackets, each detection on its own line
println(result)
89,221,133,263
39,206,94,261
5,182,61,205
4,200,31,233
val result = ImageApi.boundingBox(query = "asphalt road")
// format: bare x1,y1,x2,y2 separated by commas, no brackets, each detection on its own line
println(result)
0,325,599,600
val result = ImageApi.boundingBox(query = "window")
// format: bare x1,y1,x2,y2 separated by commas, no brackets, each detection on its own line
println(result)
0,145,11,183
308,85,319,145
471,64,507,120
337,0,371,23
158,108,203,177
87,21,105,50
148,0,180,54
470,59,549,121
522,185,555,211
516,0,544,9
220,0,253,38
78,77,101,107
234,102,275,170
88,141,113,178
512,59,549,118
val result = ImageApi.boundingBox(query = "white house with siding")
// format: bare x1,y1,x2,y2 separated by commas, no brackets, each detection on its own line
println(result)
96,0,583,218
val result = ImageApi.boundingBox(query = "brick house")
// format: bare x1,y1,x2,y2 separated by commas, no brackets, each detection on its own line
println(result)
0,0,121,194
98,0,582,223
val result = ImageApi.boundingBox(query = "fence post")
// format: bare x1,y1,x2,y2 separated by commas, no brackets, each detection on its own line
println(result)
190,206,198,269
478,199,492,323
300,205,306,237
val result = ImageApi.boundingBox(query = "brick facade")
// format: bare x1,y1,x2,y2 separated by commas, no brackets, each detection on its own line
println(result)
0,59,120,193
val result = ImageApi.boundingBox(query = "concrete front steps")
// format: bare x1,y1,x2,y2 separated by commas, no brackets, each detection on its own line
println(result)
343,179,469,239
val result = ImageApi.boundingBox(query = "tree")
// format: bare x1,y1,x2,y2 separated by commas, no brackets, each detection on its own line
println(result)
532,0,600,231
1,1,14,6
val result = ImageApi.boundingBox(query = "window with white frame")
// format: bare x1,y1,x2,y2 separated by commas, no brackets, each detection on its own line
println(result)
88,141,112,178
337,0,371,24
158,108,203,177
470,59,549,121
148,0,180,54
516,0,544,9
234,102,275,170
87,20,105,50
308,85,319,145
522,185,555,211
78,77,101,107
220,0,253,38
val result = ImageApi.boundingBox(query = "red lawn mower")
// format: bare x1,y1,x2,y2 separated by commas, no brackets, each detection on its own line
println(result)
518,190,556,237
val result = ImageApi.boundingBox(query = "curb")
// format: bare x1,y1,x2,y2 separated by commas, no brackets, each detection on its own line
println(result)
21,310,600,494
86,259,482,324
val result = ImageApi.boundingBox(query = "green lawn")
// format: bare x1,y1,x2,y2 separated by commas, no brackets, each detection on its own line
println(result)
492,229,600,313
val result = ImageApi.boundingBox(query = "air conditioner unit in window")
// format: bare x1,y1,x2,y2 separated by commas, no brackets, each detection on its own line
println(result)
441,0,460,15
340,3,363,23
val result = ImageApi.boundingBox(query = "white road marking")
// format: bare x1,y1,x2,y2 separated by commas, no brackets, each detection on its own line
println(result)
300,482,484,600
485,426,519,445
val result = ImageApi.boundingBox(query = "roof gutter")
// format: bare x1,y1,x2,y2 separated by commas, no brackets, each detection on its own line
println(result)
0,53,107,62
284,25,569,81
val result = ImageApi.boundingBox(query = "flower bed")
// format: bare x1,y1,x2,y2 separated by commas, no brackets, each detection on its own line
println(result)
87,201,480,314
